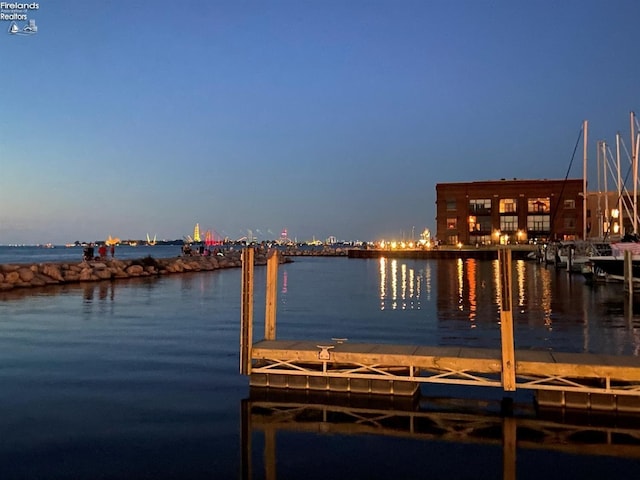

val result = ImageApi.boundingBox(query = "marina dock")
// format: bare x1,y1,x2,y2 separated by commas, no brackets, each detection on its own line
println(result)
240,248,640,412
347,245,536,260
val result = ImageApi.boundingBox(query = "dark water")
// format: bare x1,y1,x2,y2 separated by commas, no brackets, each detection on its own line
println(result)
0,245,183,264
1,255,639,479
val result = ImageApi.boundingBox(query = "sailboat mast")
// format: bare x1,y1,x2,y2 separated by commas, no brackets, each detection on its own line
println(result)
633,112,638,234
603,141,609,237
596,140,603,237
635,132,640,234
616,132,622,236
582,120,588,240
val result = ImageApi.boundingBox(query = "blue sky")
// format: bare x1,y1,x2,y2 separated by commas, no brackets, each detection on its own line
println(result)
2,0,639,244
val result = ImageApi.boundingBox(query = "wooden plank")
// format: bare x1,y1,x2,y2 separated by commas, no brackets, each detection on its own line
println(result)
413,346,462,358
332,343,379,354
369,344,420,355
548,352,640,380
515,350,555,363
458,347,501,360
254,339,315,351
598,354,640,368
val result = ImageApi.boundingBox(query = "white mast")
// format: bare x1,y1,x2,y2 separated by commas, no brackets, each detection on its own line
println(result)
602,141,609,237
596,140,603,237
635,132,640,234
616,132,622,236
632,112,638,234
582,120,588,240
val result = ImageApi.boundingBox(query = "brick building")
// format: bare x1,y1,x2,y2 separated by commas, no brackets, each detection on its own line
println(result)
435,179,584,245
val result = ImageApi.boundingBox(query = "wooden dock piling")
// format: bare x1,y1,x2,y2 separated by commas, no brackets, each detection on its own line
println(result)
498,248,516,392
240,247,255,375
264,250,278,341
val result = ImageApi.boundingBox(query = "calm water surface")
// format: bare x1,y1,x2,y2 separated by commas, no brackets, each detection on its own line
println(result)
1,255,639,479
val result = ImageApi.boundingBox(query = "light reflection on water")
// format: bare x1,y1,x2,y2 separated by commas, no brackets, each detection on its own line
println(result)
1,256,640,478
368,256,640,355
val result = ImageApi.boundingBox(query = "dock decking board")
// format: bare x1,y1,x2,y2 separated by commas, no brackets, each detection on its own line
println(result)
250,340,640,410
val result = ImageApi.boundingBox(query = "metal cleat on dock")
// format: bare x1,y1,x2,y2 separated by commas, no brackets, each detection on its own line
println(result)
317,345,335,360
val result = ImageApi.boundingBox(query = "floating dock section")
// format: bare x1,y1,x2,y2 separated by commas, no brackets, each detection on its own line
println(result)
240,248,640,412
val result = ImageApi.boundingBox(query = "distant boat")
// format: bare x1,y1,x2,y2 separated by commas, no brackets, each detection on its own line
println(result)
146,233,157,246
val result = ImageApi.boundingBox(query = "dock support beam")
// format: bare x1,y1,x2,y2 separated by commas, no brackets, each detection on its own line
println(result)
498,248,516,392
240,247,255,375
265,250,279,341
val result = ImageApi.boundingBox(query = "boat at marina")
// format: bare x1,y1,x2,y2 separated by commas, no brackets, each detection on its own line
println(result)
586,240,640,282
556,240,612,272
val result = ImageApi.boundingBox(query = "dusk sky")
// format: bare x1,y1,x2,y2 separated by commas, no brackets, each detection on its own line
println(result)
2,1,640,245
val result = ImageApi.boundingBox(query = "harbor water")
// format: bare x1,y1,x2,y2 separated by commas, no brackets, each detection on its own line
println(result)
1,250,639,479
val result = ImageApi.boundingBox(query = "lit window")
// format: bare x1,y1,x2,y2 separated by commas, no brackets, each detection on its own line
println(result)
499,199,517,213
528,198,550,213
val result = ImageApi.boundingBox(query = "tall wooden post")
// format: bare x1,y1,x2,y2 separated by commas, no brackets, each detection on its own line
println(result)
240,247,255,375
265,250,279,341
498,248,516,391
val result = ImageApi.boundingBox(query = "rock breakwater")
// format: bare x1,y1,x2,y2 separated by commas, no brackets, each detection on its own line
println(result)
0,250,285,291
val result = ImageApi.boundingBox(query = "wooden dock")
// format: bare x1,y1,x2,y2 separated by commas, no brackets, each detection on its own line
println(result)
240,248,640,412
347,245,536,260
250,340,640,411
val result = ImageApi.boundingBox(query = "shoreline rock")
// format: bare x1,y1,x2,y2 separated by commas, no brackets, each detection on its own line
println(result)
0,250,291,292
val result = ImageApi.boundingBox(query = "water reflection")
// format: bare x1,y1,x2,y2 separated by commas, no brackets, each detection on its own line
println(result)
374,258,640,354
435,259,557,327
378,258,559,323
379,257,431,310
241,391,640,480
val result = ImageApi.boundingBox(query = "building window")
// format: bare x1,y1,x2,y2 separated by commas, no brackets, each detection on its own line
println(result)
447,217,457,229
470,234,491,245
478,217,492,231
499,198,517,213
500,215,518,232
564,217,576,230
528,197,550,213
469,199,491,213
468,215,478,232
564,199,576,209
446,200,456,211
527,215,550,231
447,234,459,245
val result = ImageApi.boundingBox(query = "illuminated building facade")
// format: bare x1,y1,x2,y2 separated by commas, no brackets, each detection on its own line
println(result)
436,179,584,245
